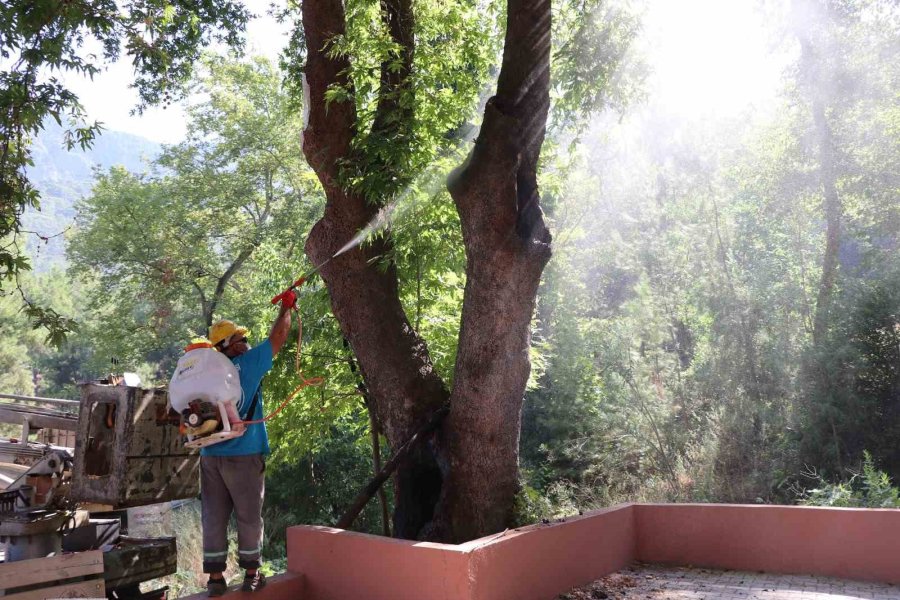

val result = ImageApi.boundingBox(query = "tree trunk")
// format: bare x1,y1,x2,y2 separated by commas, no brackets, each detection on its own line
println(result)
811,96,841,347
432,0,553,542
301,0,552,543
301,0,448,540
368,408,391,537
794,0,842,347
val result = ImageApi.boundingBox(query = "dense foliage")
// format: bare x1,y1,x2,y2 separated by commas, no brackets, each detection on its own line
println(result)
0,1,252,342
518,0,900,512
2,0,898,564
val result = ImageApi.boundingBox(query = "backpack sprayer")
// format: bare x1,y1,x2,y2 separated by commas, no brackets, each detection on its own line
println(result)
169,342,245,449
168,259,338,449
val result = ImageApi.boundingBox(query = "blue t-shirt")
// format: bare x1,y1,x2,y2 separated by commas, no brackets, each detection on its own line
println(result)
201,339,272,457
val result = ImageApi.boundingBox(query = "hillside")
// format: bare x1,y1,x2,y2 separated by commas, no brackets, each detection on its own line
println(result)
23,121,161,270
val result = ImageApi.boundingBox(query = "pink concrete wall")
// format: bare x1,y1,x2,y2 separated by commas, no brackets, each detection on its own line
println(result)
179,572,302,599
287,525,471,600
285,506,634,600
179,503,900,599
635,503,900,585
467,504,635,600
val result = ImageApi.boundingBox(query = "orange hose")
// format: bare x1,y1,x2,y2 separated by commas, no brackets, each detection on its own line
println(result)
242,309,323,425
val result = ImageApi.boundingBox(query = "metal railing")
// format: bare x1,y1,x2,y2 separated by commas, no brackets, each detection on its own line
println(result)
0,394,80,443
0,393,78,406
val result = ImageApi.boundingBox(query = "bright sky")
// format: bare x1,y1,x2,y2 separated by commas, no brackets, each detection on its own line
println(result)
62,3,292,144
61,0,786,145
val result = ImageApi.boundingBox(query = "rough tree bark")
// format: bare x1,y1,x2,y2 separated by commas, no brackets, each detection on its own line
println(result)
301,0,448,540
301,0,552,543
433,0,552,542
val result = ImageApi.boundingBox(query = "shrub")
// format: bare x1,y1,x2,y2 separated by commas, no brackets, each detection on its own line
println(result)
800,451,900,508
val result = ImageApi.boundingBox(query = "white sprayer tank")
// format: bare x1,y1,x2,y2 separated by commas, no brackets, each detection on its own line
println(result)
169,347,242,413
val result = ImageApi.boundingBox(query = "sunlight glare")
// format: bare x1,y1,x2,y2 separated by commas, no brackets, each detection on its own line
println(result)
643,0,785,119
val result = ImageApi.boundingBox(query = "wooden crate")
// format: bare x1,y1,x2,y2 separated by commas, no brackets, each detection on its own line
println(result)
0,550,105,599
70,384,199,508
103,536,177,590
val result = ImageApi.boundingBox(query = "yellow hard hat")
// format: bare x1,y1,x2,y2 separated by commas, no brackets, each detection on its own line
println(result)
208,320,249,347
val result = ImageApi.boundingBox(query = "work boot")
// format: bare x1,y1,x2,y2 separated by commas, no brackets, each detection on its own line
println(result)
207,576,227,597
242,571,267,592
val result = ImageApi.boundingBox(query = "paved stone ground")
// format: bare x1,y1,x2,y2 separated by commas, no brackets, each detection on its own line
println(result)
557,563,900,600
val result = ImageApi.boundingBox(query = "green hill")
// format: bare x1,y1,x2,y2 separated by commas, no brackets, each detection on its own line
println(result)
24,122,161,270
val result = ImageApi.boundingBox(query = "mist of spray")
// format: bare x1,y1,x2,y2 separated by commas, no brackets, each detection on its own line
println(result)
319,0,637,264
322,128,477,266
331,201,400,259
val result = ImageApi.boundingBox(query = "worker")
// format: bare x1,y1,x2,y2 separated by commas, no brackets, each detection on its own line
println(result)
200,290,295,596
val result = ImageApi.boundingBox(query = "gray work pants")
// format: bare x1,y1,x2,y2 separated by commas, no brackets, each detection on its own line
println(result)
200,454,265,573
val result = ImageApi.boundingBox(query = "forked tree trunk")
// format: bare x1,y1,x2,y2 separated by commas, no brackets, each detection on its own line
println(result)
301,0,552,543
301,0,447,540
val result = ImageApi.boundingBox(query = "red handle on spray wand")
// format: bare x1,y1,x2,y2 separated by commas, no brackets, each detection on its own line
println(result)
270,276,306,307
269,255,334,306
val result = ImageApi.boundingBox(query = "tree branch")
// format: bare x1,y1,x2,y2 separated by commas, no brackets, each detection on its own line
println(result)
336,405,449,531
449,0,552,249
370,0,415,147
301,0,357,187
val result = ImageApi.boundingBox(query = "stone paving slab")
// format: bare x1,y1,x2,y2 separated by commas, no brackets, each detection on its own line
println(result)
558,564,900,600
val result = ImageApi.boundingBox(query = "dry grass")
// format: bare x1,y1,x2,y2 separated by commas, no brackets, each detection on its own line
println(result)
138,501,245,596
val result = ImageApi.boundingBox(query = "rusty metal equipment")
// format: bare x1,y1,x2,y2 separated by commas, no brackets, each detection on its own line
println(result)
0,383,199,599
70,383,199,508
0,450,79,562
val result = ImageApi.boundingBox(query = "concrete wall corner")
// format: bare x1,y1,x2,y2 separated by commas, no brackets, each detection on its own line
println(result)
286,524,471,600
467,503,637,600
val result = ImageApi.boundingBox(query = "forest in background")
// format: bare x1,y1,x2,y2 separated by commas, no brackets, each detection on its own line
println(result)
2,0,899,589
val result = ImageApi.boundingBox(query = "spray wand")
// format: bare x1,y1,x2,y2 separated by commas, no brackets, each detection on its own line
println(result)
269,256,334,306
249,240,377,425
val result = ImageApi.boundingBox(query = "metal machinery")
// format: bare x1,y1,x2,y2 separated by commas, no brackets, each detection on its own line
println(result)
0,450,75,562
0,395,81,566
0,384,196,599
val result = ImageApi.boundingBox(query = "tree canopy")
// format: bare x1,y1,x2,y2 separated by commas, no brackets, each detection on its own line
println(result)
3,0,899,564
1,0,250,341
